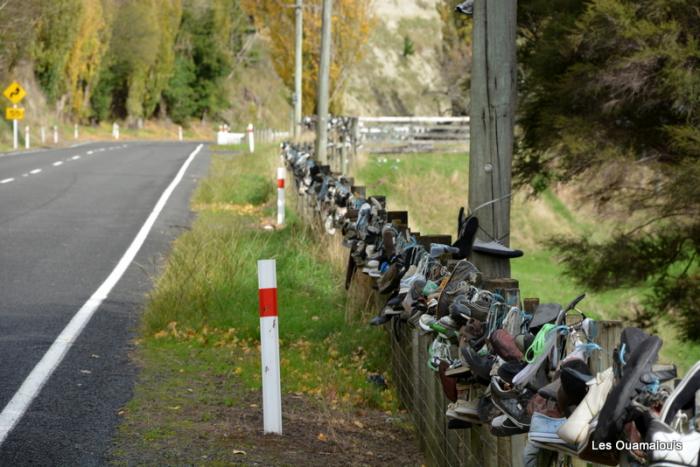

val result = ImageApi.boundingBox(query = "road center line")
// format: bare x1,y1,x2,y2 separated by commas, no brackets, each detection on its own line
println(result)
53,161,63,167
0,144,204,445
29,169,42,175
71,155,80,160
0,178,14,184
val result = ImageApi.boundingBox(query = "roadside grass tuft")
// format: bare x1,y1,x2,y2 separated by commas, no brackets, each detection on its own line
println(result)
139,144,394,413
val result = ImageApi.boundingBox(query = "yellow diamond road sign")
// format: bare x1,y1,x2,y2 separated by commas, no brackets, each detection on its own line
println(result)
6,107,25,120
3,81,26,105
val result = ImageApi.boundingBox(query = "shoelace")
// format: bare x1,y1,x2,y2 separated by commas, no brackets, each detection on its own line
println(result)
574,342,602,357
485,297,508,337
525,324,568,363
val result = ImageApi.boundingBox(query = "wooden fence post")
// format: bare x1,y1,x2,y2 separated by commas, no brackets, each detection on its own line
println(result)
468,0,518,279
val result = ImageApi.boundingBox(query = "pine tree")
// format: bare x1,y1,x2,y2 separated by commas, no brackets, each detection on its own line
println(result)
516,0,700,339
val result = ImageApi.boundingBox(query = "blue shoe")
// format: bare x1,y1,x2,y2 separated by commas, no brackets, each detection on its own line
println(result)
528,412,568,444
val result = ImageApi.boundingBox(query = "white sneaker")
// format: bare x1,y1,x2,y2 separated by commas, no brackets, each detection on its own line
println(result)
647,418,700,466
453,398,479,417
557,367,614,446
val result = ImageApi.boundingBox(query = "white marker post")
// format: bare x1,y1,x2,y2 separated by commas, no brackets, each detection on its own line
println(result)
74,123,79,140
24,126,29,149
247,123,255,154
40,126,46,144
277,167,286,226
178,125,183,141
12,104,18,150
53,125,58,144
257,259,282,435
113,122,120,140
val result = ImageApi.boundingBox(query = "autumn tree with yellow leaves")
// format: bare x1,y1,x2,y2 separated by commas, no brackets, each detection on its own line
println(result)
242,0,375,115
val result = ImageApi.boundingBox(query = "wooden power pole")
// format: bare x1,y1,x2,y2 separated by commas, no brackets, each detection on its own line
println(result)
315,0,332,164
468,0,518,279
293,0,303,139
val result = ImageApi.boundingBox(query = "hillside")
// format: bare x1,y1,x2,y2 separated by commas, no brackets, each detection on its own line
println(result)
344,0,450,116
0,2,291,151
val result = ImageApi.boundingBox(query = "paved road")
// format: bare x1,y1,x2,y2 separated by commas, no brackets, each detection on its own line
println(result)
0,142,210,465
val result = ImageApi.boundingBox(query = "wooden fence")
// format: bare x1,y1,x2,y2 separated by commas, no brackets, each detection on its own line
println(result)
356,116,470,154
289,169,623,467
304,115,470,159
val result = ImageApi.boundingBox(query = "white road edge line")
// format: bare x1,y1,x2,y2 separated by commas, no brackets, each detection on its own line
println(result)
0,143,204,445
0,178,14,184
29,169,42,175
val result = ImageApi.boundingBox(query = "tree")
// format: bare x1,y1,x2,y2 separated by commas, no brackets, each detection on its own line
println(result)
436,0,472,116
163,0,249,123
31,0,82,106
515,0,700,339
241,0,375,115
0,0,42,78
64,0,111,120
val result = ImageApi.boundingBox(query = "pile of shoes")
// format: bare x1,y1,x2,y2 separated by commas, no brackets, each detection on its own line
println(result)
281,142,700,466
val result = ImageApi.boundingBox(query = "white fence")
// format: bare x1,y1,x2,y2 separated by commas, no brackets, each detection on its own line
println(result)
357,116,470,153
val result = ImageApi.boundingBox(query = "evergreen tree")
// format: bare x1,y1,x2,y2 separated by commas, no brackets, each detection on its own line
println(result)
516,0,700,339
164,0,248,124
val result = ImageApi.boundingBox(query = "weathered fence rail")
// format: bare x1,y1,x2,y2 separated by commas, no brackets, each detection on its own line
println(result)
303,115,470,157
357,116,470,154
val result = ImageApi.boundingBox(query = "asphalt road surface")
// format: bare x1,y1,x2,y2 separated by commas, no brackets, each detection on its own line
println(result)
0,141,211,465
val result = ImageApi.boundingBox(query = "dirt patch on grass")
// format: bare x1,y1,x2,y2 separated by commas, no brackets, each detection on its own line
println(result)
109,345,423,467
224,390,423,466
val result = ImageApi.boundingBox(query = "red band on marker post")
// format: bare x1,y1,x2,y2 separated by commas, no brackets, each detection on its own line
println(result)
258,288,278,317
277,179,285,189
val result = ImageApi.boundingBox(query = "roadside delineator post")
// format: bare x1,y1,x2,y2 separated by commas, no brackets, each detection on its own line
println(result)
53,125,58,144
178,125,183,141
257,259,282,435
74,123,79,140
24,126,30,149
12,104,18,150
40,126,46,144
247,123,255,154
113,122,119,140
277,167,286,226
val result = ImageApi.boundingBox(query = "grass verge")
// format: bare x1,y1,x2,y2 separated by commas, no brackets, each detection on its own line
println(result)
110,144,420,465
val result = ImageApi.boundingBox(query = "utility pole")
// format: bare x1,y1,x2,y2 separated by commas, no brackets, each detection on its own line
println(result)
315,0,332,164
294,0,303,139
467,0,518,278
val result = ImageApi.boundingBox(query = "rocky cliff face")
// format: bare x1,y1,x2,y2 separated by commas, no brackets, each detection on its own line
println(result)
343,0,450,117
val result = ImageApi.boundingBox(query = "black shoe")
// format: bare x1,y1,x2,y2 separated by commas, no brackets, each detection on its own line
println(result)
452,208,478,259
491,388,534,428
447,418,472,430
472,239,524,259
490,414,528,437
593,335,662,445
613,327,649,379
460,346,494,382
